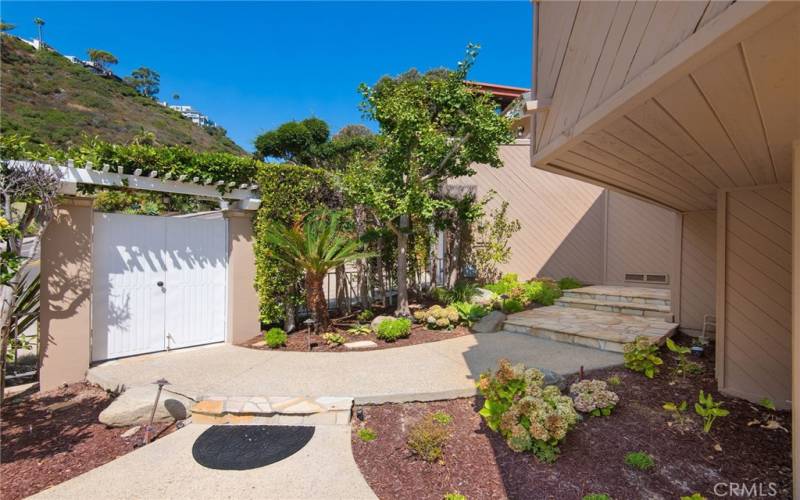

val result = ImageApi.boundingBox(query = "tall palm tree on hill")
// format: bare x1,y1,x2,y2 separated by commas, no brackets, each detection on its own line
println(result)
33,17,44,47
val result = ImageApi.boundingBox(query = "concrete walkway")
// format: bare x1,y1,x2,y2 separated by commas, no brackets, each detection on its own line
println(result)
32,424,376,500
88,332,622,403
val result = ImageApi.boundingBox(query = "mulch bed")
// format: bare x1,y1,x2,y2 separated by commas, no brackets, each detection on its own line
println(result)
243,322,471,353
1,382,174,500
351,334,792,499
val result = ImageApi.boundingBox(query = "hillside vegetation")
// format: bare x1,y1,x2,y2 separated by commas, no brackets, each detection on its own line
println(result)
0,35,245,154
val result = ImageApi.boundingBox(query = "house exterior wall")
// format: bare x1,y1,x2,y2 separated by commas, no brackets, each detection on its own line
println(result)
604,191,678,287
449,144,676,287
717,186,791,409
679,211,716,334
224,210,260,344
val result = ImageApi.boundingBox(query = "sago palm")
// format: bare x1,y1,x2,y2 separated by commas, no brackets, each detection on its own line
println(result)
264,212,372,330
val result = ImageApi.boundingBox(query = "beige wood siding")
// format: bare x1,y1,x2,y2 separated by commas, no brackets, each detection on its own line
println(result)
680,211,716,334
535,0,735,155
719,186,791,407
604,191,679,287
450,144,605,283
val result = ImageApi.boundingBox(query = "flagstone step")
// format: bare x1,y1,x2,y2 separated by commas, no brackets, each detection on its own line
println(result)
191,395,353,426
563,285,671,307
555,296,673,320
503,306,677,353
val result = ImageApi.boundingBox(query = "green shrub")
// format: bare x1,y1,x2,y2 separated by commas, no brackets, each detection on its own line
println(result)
375,317,412,341
347,325,371,336
477,360,578,463
523,279,562,306
451,301,488,326
558,276,583,290
443,493,467,500
357,309,375,322
440,281,479,304
570,379,619,417
606,375,622,386
623,337,663,378
501,298,525,314
413,305,459,329
322,332,346,346
624,451,655,470
695,390,729,433
357,427,377,442
407,414,451,463
264,327,287,348
432,411,453,425
680,494,706,500
583,495,611,500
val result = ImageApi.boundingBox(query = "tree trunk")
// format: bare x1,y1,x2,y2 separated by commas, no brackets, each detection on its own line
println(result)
395,215,410,317
283,283,297,333
306,273,330,331
354,206,370,308
376,238,386,307
335,265,350,314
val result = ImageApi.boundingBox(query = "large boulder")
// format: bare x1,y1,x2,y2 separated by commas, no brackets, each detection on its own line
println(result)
470,311,506,333
99,385,195,427
370,315,394,330
470,288,497,307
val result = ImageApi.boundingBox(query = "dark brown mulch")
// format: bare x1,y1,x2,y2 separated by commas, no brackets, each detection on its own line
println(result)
1,382,174,500
243,322,470,353
352,334,792,500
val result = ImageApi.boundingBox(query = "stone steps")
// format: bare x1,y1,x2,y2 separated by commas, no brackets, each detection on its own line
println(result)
503,305,677,353
562,286,671,307
555,296,673,320
191,395,353,426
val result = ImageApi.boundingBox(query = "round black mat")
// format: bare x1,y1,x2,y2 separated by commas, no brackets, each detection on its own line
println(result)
192,425,315,470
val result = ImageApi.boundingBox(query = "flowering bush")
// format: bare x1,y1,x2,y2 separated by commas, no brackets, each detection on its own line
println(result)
570,379,619,417
477,359,578,463
413,305,460,329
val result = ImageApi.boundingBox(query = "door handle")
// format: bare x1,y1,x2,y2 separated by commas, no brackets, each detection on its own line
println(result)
157,281,164,287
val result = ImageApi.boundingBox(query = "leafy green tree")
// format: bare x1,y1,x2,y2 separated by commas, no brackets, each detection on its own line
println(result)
262,211,371,330
254,118,330,166
172,93,180,101
86,48,118,71
125,66,160,97
0,20,16,32
33,17,44,45
349,43,512,315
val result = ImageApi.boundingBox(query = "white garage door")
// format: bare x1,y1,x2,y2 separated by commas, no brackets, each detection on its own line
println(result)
92,213,227,361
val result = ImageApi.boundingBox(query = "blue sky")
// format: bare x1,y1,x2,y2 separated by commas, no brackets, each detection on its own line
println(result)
3,2,532,151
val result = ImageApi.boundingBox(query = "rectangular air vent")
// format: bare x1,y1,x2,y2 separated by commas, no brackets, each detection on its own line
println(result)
625,273,669,285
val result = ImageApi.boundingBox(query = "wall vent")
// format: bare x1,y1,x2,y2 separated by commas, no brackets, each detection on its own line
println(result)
625,273,669,285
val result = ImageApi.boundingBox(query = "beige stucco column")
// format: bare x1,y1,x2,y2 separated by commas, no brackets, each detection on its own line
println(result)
224,210,260,344
39,197,93,391
793,140,800,498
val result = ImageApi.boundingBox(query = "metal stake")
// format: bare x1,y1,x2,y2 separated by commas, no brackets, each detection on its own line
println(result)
143,378,170,445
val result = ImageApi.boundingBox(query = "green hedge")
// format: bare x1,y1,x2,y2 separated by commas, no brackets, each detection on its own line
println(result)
254,163,334,324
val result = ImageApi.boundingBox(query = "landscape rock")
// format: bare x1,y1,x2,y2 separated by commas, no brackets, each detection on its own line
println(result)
370,315,394,330
470,311,506,333
99,385,196,427
538,368,567,391
470,288,497,306
120,425,140,438
344,340,378,350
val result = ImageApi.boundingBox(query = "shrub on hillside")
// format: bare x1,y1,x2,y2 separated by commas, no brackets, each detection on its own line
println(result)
375,317,412,342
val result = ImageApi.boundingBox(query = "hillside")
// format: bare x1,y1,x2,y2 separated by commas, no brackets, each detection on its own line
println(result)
0,35,246,155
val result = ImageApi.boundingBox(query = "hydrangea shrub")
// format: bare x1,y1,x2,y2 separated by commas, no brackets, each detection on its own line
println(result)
477,359,578,463
413,305,460,329
570,379,619,417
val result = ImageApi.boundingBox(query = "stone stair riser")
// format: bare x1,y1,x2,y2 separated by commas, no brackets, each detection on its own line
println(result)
555,300,672,320
504,324,626,353
563,291,670,307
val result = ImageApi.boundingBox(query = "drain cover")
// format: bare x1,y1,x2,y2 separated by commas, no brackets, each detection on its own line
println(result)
192,425,315,470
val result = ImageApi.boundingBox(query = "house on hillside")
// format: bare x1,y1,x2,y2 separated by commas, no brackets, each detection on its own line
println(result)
522,0,798,468
168,104,215,128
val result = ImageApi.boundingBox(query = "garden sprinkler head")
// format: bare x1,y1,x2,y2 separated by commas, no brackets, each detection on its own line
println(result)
356,409,365,421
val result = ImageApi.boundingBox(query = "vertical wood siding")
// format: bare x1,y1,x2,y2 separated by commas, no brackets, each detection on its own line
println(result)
604,191,679,287
720,186,791,406
680,211,716,333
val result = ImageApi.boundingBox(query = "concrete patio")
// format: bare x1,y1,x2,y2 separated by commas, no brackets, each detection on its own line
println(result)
87,332,623,404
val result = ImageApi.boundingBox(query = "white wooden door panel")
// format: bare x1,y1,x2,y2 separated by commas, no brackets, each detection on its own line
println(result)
92,213,166,361
164,218,227,349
